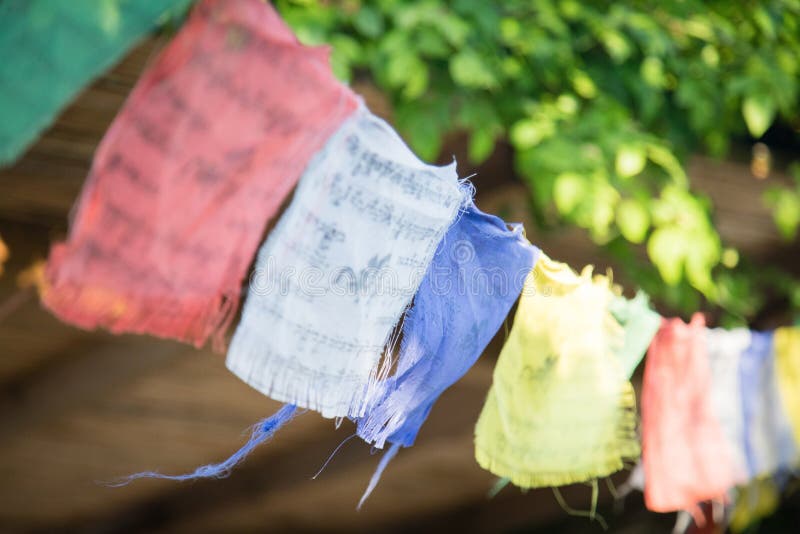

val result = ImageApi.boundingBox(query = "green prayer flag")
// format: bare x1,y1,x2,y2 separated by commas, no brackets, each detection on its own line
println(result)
609,291,662,378
0,0,193,166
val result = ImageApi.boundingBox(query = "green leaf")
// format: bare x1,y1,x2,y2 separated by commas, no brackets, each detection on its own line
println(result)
449,51,498,89
553,172,585,215
468,128,495,164
403,65,429,99
600,29,632,62
615,144,647,178
435,14,470,47
386,52,426,92
646,144,687,185
509,118,554,149
640,56,665,87
742,95,776,138
764,188,800,240
647,227,686,286
353,6,384,38
416,27,451,57
571,71,597,99
499,17,521,44
616,199,650,243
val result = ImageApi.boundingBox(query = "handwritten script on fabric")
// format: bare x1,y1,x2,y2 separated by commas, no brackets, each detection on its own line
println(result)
42,0,358,349
475,256,639,488
227,107,465,419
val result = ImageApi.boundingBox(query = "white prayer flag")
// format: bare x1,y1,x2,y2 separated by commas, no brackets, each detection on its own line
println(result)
227,106,465,418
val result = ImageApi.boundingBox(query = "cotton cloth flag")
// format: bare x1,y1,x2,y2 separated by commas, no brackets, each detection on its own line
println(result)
474,255,639,488
353,203,537,506
608,291,661,378
227,106,465,419
0,0,194,166
739,331,797,478
774,327,800,455
704,328,751,485
642,314,737,513
353,203,537,489
42,0,359,350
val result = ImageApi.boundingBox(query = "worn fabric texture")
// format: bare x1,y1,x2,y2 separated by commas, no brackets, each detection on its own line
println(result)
773,327,800,457
608,291,661,378
0,0,194,166
739,331,797,479
42,0,358,350
642,314,736,513
705,328,751,485
356,202,539,449
474,255,639,488
227,106,465,419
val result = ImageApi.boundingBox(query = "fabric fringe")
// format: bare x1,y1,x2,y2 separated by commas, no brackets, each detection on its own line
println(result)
226,331,373,419
475,380,640,489
357,442,401,510
110,404,298,485
474,257,640,490
41,263,238,351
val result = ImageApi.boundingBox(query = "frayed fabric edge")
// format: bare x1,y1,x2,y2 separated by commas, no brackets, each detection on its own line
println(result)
41,260,239,353
357,442,401,510
107,404,299,485
226,332,375,420
474,382,640,489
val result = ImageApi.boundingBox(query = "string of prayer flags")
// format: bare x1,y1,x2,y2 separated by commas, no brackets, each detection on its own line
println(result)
354,203,538,505
474,255,639,488
226,106,465,419
19,0,800,523
0,0,195,166
41,0,359,350
642,314,737,514
609,291,662,378
773,327,800,455
705,328,751,485
739,331,797,479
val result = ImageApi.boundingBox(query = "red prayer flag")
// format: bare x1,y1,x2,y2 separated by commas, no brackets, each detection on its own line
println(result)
642,314,735,514
42,0,359,350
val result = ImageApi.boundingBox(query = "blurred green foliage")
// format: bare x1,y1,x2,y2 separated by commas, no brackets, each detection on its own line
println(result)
275,0,800,323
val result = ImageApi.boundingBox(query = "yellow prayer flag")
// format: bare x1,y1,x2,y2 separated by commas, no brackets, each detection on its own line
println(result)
474,254,639,488
774,326,800,453
729,477,781,533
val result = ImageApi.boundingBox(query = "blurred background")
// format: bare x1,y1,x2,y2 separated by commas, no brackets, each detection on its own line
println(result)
1,0,800,532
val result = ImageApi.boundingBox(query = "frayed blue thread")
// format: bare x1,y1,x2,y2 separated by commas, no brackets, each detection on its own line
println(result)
107,404,299,485
358,442,401,510
354,202,540,507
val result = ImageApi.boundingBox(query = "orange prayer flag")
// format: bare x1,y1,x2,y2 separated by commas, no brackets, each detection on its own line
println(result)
642,314,737,514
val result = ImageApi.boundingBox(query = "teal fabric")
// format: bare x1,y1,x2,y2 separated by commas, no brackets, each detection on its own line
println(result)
0,0,193,166
609,291,661,378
